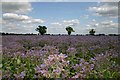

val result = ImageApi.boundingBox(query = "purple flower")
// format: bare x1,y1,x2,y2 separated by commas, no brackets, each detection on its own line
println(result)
54,69,61,73
34,75,37,78
67,61,70,64
80,58,84,62
82,67,85,71
19,71,26,78
39,49,43,54
36,65,41,70
40,64,46,68
59,53,67,58
85,62,89,65
90,58,95,61
90,64,94,70
79,63,83,66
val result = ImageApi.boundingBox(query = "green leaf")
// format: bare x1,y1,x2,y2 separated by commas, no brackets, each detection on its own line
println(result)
17,59,21,64
0,64,2,68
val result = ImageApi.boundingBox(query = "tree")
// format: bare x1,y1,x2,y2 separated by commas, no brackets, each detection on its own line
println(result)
35,25,47,35
66,26,75,35
89,29,95,35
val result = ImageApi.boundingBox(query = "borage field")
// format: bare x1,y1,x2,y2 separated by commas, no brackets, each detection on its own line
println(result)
2,35,120,79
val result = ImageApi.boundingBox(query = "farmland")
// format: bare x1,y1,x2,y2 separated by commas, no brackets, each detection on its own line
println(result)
1,35,120,79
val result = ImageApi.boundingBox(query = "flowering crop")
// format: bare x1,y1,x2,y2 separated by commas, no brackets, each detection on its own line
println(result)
35,53,69,78
2,35,120,79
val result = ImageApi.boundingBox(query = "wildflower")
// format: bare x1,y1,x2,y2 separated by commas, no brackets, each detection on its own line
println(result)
40,64,46,68
82,67,85,72
85,62,89,65
90,64,94,70
79,63,82,66
48,55,54,61
53,68,61,73
19,71,26,78
80,58,85,62
98,53,104,57
37,53,69,78
34,75,37,78
67,47,76,52
36,65,41,70
66,47,77,56
21,53,25,56
59,53,67,59
41,70,49,77
72,73,80,78
40,70,46,74
90,58,95,61
67,61,70,64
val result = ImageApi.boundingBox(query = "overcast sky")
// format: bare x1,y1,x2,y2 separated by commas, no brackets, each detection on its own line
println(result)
1,0,119,34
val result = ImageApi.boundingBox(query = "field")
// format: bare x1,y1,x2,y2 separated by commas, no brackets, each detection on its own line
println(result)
1,35,120,79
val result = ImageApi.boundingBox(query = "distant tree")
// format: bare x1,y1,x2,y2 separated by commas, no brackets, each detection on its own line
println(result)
35,25,47,35
66,26,75,35
89,29,95,35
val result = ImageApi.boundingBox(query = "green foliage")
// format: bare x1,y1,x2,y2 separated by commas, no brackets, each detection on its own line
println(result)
58,43,68,54
110,57,120,65
36,25,47,35
36,40,48,47
2,53,43,79
2,36,120,79
19,40,33,50
89,29,95,35
66,26,75,35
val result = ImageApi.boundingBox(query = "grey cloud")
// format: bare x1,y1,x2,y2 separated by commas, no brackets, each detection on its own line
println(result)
89,2,118,18
2,2,32,14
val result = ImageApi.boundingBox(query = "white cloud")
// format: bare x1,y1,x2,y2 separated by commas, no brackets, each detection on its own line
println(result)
51,22,62,26
2,0,30,2
95,23,99,26
2,2,32,14
2,0,119,2
89,2,118,18
0,18,2,24
101,0,119,2
3,13,30,20
1,0,46,33
63,19,80,26
92,19,96,22
100,20,118,28
3,13,44,24
1,0,90,2
49,22,65,34
80,15,89,19
86,24,96,30
88,20,118,28
48,19,80,34
2,20,39,33
100,20,112,25
86,19,118,34
0,18,2,32
84,15,89,19
22,19,45,24
2,13,45,33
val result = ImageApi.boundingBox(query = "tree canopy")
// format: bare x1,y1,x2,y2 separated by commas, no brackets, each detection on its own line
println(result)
66,26,75,35
35,25,47,35
89,29,95,35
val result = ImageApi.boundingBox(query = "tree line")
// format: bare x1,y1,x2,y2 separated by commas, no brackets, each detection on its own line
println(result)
0,25,119,36
36,25,96,35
